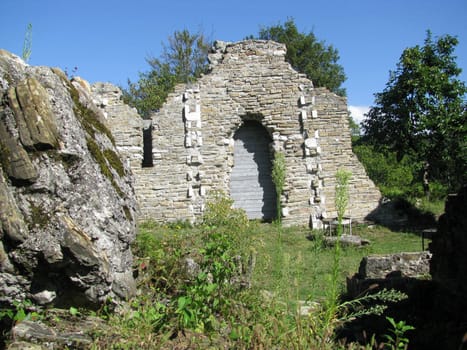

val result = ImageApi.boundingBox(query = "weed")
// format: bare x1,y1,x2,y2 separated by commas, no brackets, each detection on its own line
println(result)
22,23,32,63
382,316,415,350
202,191,249,230
0,299,41,324
272,151,286,223
68,306,80,317
319,169,352,344
88,190,424,349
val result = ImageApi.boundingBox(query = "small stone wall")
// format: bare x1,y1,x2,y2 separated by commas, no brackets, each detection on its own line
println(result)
358,252,431,279
94,40,381,227
346,252,431,299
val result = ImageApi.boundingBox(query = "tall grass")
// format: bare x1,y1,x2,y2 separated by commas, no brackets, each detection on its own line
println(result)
87,192,425,349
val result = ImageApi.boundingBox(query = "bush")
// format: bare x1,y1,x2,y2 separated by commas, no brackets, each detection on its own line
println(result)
353,144,414,198
202,191,249,230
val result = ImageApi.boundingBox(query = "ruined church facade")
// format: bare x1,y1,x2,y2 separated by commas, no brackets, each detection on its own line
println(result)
93,40,381,227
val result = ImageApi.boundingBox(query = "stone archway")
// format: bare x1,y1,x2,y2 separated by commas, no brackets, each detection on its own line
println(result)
230,121,276,220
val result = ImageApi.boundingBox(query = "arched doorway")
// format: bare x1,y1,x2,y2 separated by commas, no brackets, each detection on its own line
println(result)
230,121,276,220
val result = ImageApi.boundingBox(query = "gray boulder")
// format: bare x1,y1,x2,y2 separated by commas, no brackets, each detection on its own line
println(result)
0,50,137,308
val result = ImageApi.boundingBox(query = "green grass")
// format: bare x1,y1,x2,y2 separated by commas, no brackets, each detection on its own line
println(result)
85,218,429,349
251,223,425,302
135,220,426,306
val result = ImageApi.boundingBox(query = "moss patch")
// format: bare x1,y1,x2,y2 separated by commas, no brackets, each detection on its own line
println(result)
0,141,11,171
86,137,124,197
28,203,50,229
62,77,115,145
123,205,132,222
103,149,125,177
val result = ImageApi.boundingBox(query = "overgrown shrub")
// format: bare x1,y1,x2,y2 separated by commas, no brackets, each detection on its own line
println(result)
353,144,414,198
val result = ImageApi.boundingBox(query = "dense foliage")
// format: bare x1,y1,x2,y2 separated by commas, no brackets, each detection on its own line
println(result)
251,18,346,96
122,29,211,117
363,31,467,195
79,191,416,349
353,142,415,198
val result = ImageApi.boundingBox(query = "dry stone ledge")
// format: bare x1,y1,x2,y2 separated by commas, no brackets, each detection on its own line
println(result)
0,50,137,309
346,251,432,299
358,252,432,279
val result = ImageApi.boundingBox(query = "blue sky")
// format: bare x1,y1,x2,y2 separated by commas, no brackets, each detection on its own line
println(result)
1,0,466,122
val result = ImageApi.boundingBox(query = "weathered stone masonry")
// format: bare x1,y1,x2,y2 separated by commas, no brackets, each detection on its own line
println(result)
93,40,381,227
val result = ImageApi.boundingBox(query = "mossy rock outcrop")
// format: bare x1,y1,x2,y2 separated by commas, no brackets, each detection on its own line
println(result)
0,50,137,311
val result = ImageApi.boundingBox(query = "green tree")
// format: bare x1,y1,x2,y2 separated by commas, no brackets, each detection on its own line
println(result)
353,143,414,198
252,18,346,96
161,29,210,84
348,115,361,142
123,29,211,117
363,31,467,194
123,62,177,118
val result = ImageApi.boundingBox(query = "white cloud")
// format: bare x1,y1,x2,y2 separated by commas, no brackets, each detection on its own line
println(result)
348,105,370,125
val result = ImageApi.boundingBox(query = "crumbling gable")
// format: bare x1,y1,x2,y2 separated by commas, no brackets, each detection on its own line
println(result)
95,40,381,227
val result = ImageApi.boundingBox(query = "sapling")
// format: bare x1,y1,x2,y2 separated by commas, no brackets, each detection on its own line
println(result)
22,23,33,63
271,151,286,224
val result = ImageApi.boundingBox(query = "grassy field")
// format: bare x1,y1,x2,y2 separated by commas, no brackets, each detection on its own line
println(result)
84,213,430,349
236,223,425,303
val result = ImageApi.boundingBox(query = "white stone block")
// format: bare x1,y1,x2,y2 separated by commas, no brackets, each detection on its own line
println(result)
187,187,193,198
314,130,319,138
191,154,204,165
301,110,307,121
282,207,289,217
304,138,317,149
199,186,206,196
299,96,306,106
185,134,192,147
311,110,318,118
184,104,201,121
311,216,323,230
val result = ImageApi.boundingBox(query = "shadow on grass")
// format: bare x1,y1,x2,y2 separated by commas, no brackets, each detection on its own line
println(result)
367,197,438,234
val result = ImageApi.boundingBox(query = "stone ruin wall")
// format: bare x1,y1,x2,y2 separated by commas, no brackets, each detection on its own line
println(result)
93,40,381,227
